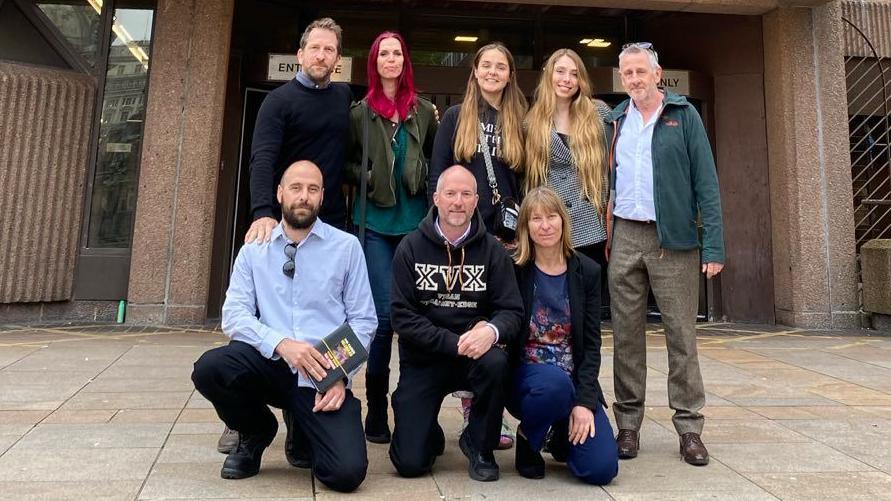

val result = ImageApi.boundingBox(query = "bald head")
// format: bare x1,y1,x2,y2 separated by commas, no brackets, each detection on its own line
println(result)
435,165,477,194
277,160,324,230
433,165,478,233
280,160,323,187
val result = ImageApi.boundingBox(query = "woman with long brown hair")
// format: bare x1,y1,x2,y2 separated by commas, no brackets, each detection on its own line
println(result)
428,42,528,449
429,42,528,241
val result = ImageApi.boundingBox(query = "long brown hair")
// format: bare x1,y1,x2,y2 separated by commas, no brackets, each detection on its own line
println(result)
454,43,528,171
514,187,574,266
524,49,606,210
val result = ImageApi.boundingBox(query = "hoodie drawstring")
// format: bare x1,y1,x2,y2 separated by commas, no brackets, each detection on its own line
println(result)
443,241,467,292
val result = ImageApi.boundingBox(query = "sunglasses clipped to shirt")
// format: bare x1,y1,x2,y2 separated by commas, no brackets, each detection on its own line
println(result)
282,242,297,278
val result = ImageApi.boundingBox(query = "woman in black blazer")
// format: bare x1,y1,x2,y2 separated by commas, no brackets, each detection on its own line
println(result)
508,186,618,485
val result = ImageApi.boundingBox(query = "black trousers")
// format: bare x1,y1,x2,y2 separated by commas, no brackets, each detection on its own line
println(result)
389,345,508,477
578,240,610,317
191,341,367,492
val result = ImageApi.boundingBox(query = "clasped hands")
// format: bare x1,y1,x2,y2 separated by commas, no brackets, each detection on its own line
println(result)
275,338,345,412
457,321,497,359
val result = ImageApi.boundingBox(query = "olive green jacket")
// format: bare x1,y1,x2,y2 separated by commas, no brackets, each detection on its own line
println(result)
346,97,438,207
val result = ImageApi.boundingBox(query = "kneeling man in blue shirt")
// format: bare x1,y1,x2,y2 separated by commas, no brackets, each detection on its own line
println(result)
192,160,377,492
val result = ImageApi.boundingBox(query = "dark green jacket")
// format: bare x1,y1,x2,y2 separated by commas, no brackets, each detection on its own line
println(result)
605,91,725,264
346,97,438,207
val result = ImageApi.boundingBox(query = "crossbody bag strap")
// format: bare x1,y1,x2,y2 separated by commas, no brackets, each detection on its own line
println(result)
478,122,501,205
358,103,370,247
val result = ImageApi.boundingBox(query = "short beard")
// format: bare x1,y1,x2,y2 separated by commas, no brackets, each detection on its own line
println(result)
283,204,319,230
305,64,333,85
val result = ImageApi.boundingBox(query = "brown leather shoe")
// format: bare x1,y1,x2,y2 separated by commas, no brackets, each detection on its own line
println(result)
616,429,639,459
679,432,709,466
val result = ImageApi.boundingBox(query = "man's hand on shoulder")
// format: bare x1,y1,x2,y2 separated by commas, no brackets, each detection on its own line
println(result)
457,322,496,360
245,217,277,244
313,380,346,413
275,338,331,381
702,262,724,279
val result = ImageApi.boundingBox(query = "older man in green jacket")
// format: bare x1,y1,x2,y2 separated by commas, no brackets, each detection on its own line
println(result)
605,42,725,467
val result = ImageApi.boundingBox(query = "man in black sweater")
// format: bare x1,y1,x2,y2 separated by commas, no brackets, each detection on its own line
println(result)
219,16,353,466
245,17,353,243
388,165,523,482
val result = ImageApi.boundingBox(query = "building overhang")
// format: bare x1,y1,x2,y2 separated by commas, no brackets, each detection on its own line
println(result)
480,0,832,16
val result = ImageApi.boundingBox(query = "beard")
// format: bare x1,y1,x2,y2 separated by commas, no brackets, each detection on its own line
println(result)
283,202,320,230
304,62,335,84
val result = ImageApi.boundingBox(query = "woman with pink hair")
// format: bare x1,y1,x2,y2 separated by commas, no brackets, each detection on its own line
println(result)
346,31,438,445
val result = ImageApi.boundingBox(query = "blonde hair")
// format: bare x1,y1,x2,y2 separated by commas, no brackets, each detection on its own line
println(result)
454,43,528,171
524,49,607,211
514,187,574,266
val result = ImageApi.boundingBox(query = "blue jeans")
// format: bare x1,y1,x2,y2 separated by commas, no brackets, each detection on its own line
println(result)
363,229,404,377
508,363,619,485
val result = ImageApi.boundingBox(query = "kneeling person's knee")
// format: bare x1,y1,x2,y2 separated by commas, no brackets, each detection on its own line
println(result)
316,456,368,492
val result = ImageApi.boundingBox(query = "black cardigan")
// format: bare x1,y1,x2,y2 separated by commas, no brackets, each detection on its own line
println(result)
512,253,606,410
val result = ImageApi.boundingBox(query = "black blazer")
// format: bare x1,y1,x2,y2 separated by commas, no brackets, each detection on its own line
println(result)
512,253,605,410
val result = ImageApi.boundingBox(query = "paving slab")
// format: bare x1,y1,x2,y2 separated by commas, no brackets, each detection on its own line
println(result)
746,471,891,500
0,447,158,481
709,442,874,473
41,409,116,424
601,454,756,495
433,469,613,500
139,461,314,499
60,391,192,410
13,422,171,449
0,410,49,425
0,480,143,500
1,324,889,499
110,409,183,424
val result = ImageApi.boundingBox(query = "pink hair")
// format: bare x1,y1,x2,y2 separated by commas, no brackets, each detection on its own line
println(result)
365,31,417,120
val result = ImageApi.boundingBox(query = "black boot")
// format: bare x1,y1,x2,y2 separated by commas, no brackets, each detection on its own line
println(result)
364,371,391,444
220,422,277,480
515,429,545,479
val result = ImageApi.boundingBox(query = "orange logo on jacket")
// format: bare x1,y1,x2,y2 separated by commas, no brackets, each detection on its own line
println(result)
662,118,680,127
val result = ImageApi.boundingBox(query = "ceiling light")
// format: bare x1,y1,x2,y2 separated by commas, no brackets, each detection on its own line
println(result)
454,36,479,42
587,39,612,48
579,38,593,45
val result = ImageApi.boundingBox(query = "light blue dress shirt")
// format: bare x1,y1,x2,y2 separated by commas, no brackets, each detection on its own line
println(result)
295,70,328,89
613,100,664,222
221,220,377,389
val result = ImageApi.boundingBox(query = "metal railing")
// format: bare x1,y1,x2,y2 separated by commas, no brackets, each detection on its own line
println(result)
844,17,891,252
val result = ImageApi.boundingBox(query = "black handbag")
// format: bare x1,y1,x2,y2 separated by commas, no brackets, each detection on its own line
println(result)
478,122,519,241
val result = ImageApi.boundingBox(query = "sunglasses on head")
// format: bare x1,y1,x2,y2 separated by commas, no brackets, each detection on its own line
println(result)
622,42,659,63
282,242,297,278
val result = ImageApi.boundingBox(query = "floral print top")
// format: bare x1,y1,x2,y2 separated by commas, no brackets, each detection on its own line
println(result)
524,265,574,374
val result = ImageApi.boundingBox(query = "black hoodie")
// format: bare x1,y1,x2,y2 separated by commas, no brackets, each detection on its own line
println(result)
390,207,524,364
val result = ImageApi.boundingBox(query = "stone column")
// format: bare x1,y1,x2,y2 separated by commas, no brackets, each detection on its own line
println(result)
763,1,859,328
127,0,235,324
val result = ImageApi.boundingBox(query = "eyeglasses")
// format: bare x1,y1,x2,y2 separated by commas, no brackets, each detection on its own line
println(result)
622,42,659,63
282,243,297,278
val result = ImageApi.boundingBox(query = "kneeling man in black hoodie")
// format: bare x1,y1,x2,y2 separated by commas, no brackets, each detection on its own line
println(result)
388,165,523,482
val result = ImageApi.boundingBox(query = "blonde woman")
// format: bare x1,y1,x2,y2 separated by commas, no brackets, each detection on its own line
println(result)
429,42,528,449
524,49,609,269
509,187,617,484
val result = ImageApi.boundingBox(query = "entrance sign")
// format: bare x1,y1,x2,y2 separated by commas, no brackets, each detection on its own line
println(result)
267,54,353,83
612,68,690,96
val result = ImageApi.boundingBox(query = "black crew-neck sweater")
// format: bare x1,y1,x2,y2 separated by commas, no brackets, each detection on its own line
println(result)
249,79,353,227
